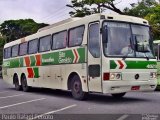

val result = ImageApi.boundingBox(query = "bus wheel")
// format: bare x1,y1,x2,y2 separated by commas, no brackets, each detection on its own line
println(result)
71,75,87,100
21,75,30,92
13,75,21,91
111,92,126,99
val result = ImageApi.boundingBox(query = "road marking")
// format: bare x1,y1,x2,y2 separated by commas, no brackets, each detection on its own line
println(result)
30,104,77,120
117,115,129,120
0,94,24,99
0,98,46,109
0,91,9,94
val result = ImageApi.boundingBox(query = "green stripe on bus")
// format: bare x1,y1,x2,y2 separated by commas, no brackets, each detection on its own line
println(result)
33,67,39,78
110,60,157,69
19,58,23,67
10,58,19,68
77,48,85,63
3,47,86,68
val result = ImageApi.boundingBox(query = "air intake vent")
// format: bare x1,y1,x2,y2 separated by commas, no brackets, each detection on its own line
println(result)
143,21,147,24
100,15,105,19
107,16,113,19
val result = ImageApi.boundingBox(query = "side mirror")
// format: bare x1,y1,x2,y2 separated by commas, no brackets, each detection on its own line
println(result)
102,25,108,43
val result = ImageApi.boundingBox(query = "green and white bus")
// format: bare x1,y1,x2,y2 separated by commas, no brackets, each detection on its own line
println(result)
153,40,160,89
2,14,157,100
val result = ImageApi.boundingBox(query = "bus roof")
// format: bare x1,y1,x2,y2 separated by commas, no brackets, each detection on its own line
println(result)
4,13,149,48
38,13,149,32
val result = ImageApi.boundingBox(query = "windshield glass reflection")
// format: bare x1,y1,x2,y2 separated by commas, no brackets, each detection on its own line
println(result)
103,22,154,58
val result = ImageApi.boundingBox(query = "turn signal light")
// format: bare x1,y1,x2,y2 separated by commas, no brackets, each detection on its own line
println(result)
103,72,122,81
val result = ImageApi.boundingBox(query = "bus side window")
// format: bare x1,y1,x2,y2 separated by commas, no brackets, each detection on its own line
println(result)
39,35,51,52
19,42,28,56
69,26,85,47
28,39,38,54
4,47,11,59
11,45,19,57
52,31,66,50
88,23,100,58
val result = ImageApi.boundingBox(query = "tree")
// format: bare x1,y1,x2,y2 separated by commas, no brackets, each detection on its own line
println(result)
0,36,6,65
0,19,48,42
66,0,123,17
124,0,160,40
145,4,160,40
0,36,6,46
124,0,157,18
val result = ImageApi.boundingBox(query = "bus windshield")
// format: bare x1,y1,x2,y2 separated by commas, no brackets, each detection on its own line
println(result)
103,22,154,58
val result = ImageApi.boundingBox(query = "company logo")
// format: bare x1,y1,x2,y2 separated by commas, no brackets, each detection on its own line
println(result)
115,60,127,69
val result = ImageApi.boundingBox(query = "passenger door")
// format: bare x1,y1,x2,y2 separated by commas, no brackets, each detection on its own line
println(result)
88,22,102,92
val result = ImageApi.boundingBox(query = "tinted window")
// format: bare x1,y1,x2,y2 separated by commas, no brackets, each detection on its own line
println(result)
131,25,154,58
4,47,11,59
69,26,84,47
19,42,28,56
103,22,132,57
39,35,51,52
28,39,38,54
89,23,100,58
52,31,66,50
11,45,19,57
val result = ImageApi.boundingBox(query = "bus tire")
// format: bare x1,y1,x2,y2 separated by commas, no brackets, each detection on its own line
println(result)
71,75,87,100
21,74,30,92
111,92,126,99
13,74,21,91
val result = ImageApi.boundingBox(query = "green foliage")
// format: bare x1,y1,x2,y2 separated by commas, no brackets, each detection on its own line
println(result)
124,2,151,18
145,4,160,40
124,0,158,18
0,36,6,47
0,47,3,65
0,36,6,65
0,19,48,65
67,0,123,17
124,0,160,40
0,19,48,43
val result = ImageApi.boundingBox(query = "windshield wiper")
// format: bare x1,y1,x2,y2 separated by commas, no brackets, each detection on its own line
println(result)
122,53,129,60
144,53,149,60
122,51,133,60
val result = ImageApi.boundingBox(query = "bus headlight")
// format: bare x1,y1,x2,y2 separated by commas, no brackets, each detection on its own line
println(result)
150,72,157,79
110,73,121,80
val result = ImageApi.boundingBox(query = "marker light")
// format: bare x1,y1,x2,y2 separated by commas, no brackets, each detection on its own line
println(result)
110,73,121,80
103,72,122,81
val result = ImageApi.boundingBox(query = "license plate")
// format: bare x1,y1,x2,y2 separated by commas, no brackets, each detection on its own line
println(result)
131,86,140,90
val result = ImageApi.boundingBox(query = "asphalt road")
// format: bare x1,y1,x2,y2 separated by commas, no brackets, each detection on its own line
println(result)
0,78,160,120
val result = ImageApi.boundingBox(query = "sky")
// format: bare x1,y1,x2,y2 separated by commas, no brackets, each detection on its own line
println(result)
0,0,139,24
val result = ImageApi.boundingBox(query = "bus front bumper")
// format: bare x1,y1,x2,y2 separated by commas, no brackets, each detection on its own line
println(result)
102,80,157,94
